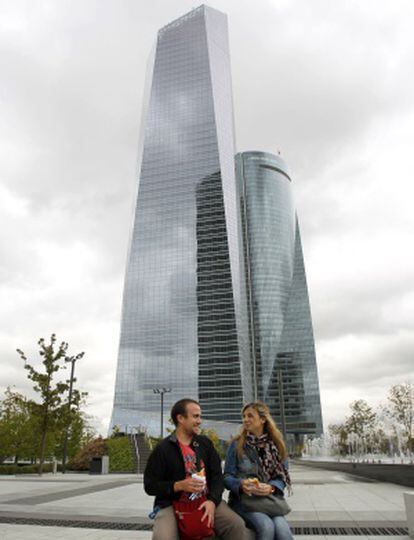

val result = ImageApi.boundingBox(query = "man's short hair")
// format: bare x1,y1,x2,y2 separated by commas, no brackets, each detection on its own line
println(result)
170,398,200,426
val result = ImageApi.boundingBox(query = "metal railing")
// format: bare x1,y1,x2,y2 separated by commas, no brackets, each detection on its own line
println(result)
127,425,140,475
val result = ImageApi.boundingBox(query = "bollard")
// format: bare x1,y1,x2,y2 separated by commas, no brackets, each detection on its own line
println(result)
404,492,414,538
52,460,57,475
101,455,109,475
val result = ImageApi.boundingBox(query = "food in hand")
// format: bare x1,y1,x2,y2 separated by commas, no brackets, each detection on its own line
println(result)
191,467,206,484
189,468,206,500
245,477,269,492
246,477,260,486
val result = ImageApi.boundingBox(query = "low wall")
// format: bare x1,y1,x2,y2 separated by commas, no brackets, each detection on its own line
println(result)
296,459,414,487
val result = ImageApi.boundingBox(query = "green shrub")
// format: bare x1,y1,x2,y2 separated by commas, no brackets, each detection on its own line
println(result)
0,463,63,475
68,435,134,472
106,437,134,472
15,465,38,474
147,435,161,450
68,437,106,470
0,465,17,475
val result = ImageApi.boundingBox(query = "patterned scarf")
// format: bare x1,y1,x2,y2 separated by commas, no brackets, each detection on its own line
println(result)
246,432,292,491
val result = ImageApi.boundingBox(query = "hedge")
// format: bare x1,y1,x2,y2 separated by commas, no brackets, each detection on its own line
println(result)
0,436,135,474
0,463,63,475
106,437,134,472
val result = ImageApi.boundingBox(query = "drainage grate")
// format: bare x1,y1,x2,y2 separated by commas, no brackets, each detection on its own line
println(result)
291,526,409,536
0,517,152,531
0,517,409,535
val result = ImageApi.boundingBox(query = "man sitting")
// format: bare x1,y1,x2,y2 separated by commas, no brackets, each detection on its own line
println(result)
144,398,249,540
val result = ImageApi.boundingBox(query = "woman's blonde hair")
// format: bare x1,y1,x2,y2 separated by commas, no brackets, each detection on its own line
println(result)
235,401,287,460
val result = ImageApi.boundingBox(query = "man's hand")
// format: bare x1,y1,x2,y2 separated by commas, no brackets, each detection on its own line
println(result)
199,499,215,528
173,477,205,493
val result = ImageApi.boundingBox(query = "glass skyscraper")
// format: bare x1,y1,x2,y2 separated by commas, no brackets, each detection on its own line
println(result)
111,6,323,439
236,152,323,437
110,5,252,435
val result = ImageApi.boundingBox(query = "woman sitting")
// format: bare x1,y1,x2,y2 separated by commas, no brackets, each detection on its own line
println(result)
224,401,293,540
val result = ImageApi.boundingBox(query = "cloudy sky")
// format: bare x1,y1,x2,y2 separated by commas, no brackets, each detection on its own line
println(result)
1,0,413,434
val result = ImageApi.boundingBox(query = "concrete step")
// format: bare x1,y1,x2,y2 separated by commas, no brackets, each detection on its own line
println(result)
129,433,153,474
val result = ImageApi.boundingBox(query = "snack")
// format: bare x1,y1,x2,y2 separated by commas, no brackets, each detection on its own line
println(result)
191,468,206,483
189,468,207,500
246,477,260,486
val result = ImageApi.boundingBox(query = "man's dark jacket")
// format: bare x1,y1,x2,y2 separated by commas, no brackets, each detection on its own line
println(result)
144,432,224,509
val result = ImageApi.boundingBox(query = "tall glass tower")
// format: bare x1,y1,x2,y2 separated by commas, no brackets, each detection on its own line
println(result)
236,152,323,438
110,6,252,435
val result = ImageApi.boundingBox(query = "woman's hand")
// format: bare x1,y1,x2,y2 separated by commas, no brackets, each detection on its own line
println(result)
241,479,273,496
240,479,255,496
251,483,273,496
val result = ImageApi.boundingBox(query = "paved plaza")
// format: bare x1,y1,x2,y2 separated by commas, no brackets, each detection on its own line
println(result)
0,463,412,539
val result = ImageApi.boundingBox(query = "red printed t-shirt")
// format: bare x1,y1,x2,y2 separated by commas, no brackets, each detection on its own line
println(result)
178,441,206,502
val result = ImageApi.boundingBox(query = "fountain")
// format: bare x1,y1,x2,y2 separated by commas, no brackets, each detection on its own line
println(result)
302,431,414,464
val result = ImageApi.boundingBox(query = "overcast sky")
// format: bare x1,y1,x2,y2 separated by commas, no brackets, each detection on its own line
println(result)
1,0,413,435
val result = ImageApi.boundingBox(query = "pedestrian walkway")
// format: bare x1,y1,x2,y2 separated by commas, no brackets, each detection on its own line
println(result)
0,463,411,539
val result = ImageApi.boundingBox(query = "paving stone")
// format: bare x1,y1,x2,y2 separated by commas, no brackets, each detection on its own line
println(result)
0,464,410,538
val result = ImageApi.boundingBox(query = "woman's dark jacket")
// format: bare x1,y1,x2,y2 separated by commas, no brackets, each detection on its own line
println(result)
144,432,224,509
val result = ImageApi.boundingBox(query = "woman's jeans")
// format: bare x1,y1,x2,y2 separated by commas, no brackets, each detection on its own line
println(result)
232,503,293,540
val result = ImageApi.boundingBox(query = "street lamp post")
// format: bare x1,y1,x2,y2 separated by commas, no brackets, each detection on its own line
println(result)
276,352,296,444
62,352,83,473
153,388,171,438
276,368,287,441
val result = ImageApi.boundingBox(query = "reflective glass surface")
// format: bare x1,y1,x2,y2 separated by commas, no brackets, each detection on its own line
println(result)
110,6,249,434
236,152,323,436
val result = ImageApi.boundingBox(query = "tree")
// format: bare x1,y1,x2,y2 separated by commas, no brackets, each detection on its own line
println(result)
385,383,414,452
345,399,377,445
200,427,224,460
0,388,37,463
16,334,84,474
328,423,349,455
58,374,88,471
53,407,94,462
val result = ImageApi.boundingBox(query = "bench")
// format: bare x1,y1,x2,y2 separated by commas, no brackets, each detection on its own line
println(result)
404,492,414,538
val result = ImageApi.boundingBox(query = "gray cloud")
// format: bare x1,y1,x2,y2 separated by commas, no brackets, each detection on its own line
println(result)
1,0,413,430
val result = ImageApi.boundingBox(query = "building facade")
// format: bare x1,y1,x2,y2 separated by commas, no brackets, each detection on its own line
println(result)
111,6,323,439
236,152,323,438
110,5,252,435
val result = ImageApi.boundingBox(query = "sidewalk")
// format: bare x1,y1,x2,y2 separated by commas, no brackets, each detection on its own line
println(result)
0,463,411,539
